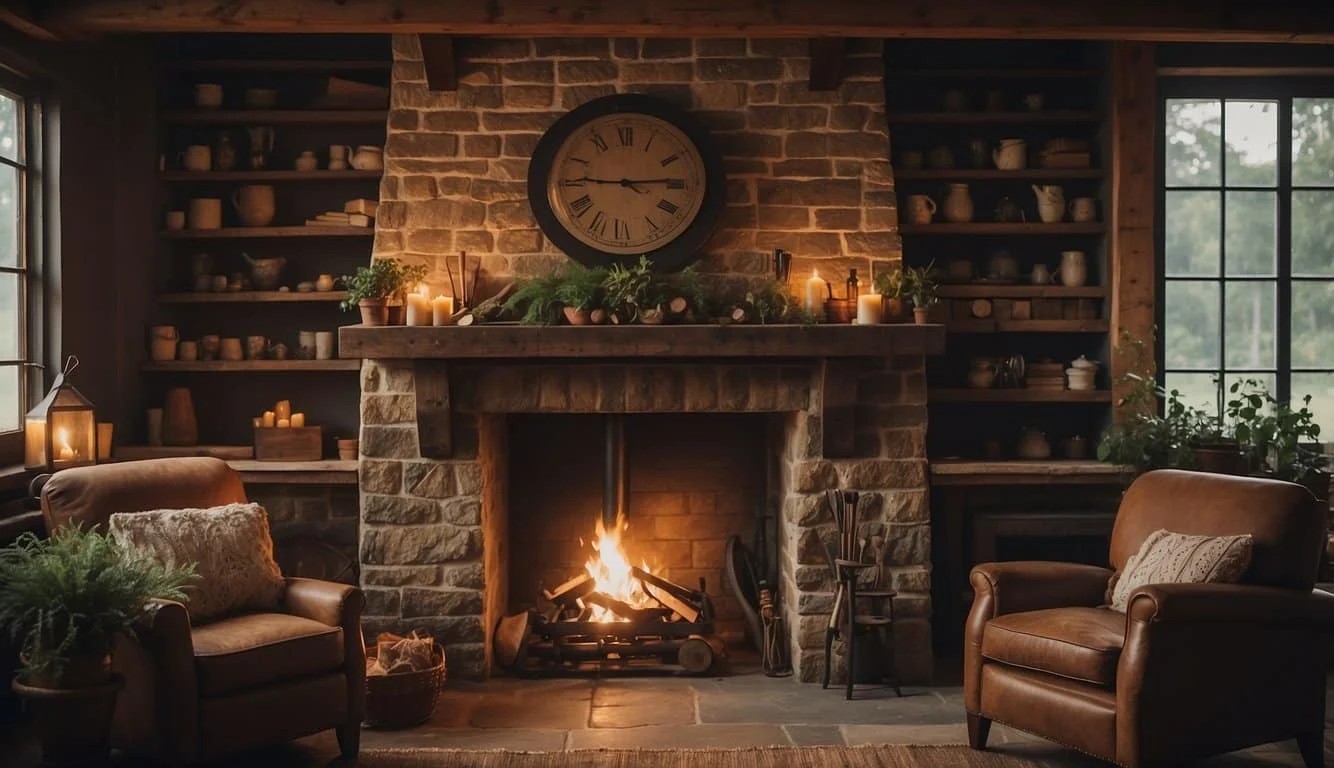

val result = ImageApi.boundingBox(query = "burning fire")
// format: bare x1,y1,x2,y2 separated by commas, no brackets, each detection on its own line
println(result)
583,513,655,621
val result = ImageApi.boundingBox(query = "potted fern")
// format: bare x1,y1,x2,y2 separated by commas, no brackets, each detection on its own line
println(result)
903,261,940,325
873,266,907,323
0,527,194,766
554,264,609,325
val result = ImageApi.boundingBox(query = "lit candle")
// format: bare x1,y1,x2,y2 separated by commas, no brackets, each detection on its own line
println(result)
406,284,433,326
253,417,263,428
277,418,291,428
56,428,75,461
805,269,826,317
262,411,276,428
290,413,305,428
856,290,884,325
432,294,456,326
274,400,292,422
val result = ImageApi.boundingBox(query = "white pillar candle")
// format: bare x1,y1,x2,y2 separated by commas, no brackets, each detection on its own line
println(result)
276,418,291,429
432,295,455,326
406,284,433,326
804,269,826,317
856,291,884,325
290,413,305,428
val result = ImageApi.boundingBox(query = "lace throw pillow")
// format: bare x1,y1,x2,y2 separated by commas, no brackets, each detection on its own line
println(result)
1108,528,1252,612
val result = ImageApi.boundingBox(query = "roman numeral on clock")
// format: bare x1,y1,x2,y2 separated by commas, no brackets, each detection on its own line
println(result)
590,210,608,235
644,216,660,231
660,153,679,167
617,126,633,147
589,132,609,152
570,195,593,217
657,199,679,215
666,178,685,190
613,218,630,241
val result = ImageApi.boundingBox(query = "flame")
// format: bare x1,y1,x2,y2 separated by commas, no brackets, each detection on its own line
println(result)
583,513,654,621
56,428,75,460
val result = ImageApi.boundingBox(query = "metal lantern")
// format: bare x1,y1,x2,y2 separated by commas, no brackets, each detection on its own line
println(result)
24,357,96,472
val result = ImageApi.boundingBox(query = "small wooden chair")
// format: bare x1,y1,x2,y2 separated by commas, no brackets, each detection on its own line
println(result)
821,540,902,699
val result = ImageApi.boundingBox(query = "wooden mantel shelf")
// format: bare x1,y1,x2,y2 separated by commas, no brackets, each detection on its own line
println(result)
930,459,1135,486
338,323,946,360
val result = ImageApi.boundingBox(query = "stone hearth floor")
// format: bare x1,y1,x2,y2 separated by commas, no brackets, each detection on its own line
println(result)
2,653,1329,766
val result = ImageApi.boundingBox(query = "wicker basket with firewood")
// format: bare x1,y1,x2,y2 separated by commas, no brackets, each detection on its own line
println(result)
363,631,445,728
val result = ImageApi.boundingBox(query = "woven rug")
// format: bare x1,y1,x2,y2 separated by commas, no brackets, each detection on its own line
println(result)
358,746,1059,767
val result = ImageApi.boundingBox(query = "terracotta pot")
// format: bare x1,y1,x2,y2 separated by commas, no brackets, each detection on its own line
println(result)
386,302,406,326
912,307,931,324
562,306,592,326
13,653,120,768
162,387,199,446
882,297,906,323
358,298,388,326
337,438,359,461
589,308,608,325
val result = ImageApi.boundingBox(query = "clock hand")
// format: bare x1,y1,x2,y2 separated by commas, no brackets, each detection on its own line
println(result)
565,177,651,193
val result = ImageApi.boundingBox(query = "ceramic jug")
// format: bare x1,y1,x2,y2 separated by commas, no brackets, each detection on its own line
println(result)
906,194,937,225
232,185,276,227
329,145,351,170
992,138,1027,170
1017,428,1052,460
1030,263,1053,285
1057,250,1088,287
942,184,974,223
1032,184,1065,223
351,145,384,171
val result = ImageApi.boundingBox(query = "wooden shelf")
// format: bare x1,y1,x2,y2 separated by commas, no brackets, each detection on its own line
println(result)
141,360,359,372
895,169,1102,181
946,319,1110,334
162,59,389,73
901,223,1105,236
162,226,374,239
228,460,359,485
889,110,1099,125
930,388,1111,403
937,285,1106,299
159,291,347,304
930,459,1135,487
891,68,1099,80
162,109,386,125
160,170,382,182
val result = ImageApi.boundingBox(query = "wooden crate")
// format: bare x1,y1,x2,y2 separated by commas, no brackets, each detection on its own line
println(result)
254,427,323,461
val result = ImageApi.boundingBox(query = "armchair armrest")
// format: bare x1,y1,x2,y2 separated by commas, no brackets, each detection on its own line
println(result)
282,577,366,729
1126,583,1334,628
970,561,1114,619
965,561,1113,712
283,577,362,627
112,598,199,762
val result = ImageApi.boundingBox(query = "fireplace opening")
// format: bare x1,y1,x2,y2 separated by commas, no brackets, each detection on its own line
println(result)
498,413,773,674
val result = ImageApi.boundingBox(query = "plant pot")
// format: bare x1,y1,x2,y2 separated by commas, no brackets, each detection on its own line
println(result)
358,299,388,326
912,307,931,325
13,664,122,768
386,302,406,326
562,306,592,326
589,308,608,325
337,438,359,461
882,297,907,323
1192,442,1250,476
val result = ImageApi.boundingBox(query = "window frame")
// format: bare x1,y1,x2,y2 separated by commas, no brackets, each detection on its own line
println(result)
0,66,41,467
1156,76,1334,415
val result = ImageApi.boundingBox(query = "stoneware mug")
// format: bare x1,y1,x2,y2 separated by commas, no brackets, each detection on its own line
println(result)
187,198,223,230
906,194,937,225
1069,197,1098,222
181,144,211,172
193,83,223,109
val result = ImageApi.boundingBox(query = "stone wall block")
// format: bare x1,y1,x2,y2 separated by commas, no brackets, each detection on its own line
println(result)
404,462,456,499
360,460,403,495
364,494,440,525
836,459,927,491
364,588,401,617
361,525,480,566
361,426,419,459
361,394,416,425
364,566,442,587
456,462,484,495
401,587,485,618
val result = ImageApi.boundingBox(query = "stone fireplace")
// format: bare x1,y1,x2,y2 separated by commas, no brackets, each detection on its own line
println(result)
350,35,936,685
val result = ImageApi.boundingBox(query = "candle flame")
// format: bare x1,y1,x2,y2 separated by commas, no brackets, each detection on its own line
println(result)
416,283,430,297
57,427,71,451
812,268,820,280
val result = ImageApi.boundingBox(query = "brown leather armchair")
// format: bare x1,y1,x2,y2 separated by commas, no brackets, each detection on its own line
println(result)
966,469,1334,768
41,457,365,765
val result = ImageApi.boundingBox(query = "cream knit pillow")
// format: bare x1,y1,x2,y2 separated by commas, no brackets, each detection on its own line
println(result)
110,503,284,624
1109,528,1253,612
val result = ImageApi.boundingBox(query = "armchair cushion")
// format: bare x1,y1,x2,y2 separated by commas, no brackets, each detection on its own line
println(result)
110,503,284,623
1109,529,1252,611
983,607,1125,687
192,613,344,697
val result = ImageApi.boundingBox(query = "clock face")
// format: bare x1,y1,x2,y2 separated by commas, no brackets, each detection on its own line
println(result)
528,94,724,270
547,114,707,256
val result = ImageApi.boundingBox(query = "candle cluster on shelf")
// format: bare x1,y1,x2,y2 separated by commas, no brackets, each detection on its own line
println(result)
254,399,307,429
404,283,458,326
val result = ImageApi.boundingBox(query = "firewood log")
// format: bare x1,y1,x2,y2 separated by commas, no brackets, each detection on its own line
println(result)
457,281,516,327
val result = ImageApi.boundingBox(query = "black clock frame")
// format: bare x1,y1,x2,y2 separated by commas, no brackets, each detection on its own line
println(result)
527,93,726,271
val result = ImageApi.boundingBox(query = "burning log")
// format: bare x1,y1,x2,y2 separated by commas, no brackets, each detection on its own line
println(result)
633,566,702,623
543,573,594,607
583,592,673,622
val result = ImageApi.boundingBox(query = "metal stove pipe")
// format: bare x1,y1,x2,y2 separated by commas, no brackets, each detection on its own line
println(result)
603,414,628,526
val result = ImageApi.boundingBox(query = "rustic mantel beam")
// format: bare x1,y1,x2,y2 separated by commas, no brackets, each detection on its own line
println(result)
40,0,1334,42
0,1,62,40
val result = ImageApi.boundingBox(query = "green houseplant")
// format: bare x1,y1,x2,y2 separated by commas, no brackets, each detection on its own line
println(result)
1227,378,1326,490
873,265,907,323
902,261,940,325
0,527,195,765
554,263,609,325
341,258,411,326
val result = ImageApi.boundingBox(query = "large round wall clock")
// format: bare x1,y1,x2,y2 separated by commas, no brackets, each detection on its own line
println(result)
528,93,725,271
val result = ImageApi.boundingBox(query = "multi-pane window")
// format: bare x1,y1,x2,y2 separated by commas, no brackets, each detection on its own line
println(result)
1161,85,1334,428
0,81,31,462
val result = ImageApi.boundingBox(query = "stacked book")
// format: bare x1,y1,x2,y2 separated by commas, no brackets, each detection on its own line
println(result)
1025,360,1067,392
305,198,379,228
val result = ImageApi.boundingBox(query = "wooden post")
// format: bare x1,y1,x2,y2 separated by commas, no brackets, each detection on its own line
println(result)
419,34,458,91
1109,41,1157,422
821,359,860,459
413,360,452,458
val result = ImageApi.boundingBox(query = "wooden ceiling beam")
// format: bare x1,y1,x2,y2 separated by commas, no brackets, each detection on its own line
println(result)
37,0,1334,43
0,1,63,40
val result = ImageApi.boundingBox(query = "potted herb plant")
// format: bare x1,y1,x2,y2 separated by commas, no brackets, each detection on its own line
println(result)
0,528,194,767
553,264,608,325
874,266,907,323
341,258,405,326
903,261,940,325
603,256,656,324
387,262,428,326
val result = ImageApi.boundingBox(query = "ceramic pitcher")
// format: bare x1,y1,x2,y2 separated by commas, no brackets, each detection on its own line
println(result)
1058,250,1088,287
992,139,1027,170
232,185,276,227
942,184,974,223
906,194,937,225
1032,184,1065,223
